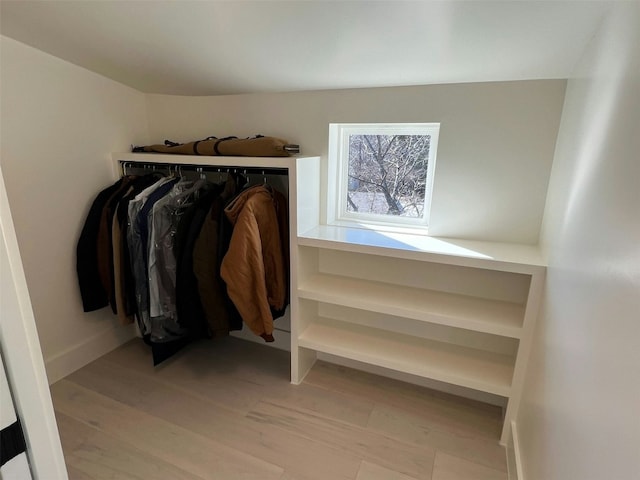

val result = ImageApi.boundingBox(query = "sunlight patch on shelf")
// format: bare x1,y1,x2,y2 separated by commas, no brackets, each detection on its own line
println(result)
335,223,494,260
378,231,494,260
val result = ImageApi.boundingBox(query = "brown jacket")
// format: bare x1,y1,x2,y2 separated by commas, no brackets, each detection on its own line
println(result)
220,185,288,341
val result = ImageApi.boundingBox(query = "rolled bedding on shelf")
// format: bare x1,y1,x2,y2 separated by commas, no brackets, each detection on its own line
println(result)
133,135,300,157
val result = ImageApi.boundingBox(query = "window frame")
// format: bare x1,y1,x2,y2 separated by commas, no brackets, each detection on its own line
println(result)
327,122,440,232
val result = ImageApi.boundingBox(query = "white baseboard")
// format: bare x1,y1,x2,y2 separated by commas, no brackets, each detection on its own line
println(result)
507,420,524,480
45,324,136,385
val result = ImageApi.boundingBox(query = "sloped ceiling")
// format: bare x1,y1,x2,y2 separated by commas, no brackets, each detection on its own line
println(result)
0,1,611,96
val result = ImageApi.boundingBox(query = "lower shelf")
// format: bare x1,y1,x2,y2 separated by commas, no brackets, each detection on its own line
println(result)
297,317,514,397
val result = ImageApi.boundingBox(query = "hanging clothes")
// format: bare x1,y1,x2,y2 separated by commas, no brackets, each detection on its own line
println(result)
77,176,132,312
111,174,162,323
174,184,223,339
192,174,244,338
148,178,209,342
220,184,289,342
127,176,179,334
96,176,137,307
76,164,291,366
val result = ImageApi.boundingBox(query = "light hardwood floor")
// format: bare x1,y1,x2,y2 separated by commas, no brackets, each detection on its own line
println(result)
50,337,508,480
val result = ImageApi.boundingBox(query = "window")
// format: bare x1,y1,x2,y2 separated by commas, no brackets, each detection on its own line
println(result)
328,123,439,231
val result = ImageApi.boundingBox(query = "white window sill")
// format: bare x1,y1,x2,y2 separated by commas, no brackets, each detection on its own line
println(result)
328,219,430,237
298,224,546,272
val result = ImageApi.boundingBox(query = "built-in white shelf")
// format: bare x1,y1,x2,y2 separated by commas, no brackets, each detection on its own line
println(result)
299,225,546,274
298,273,524,338
113,152,304,169
293,222,545,446
298,318,514,397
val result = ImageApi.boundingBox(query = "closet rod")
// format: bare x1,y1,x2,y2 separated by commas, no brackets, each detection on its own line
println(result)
118,160,288,177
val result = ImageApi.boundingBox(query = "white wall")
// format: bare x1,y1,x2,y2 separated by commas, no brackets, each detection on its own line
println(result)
1,165,68,479
0,36,149,383
517,3,640,479
146,80,565,244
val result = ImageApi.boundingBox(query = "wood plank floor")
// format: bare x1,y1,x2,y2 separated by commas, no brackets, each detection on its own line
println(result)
50,337,508,480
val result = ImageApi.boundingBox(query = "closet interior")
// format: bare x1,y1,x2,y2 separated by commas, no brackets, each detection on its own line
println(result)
93,153,320,361
93,152,544,446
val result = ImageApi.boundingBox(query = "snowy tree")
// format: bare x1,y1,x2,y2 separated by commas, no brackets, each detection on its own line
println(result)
347,134,431,217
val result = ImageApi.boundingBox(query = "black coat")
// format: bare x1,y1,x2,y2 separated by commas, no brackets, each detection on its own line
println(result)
76,178,127,312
